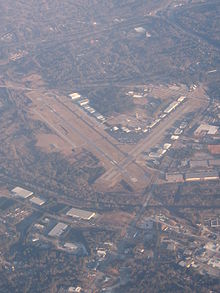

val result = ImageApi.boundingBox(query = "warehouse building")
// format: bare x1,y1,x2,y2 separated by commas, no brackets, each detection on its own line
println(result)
66,207,96,220
190,160,208,168
194,124,218,136
185,171,219,182
48,222,68,237
30,196,45,206
64,242,78,251
11,186,33,198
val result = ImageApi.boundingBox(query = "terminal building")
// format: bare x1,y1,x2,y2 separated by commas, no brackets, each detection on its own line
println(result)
66,207,96,220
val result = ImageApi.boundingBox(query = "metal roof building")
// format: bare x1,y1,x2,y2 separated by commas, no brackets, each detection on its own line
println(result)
190,160,208,168
78,98,89,106
185,171,219,182
48,222,68,237
66,207,96,220
11,187,33,198
30,196,45,206
64,242,78,251
194,124,218,136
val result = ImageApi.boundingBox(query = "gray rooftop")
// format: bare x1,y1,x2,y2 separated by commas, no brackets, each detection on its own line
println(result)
48,222,68,237
66,207,95,220
185,171,219,180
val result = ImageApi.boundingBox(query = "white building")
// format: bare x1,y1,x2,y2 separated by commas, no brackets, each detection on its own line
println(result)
69,93,81,100
11,187,33,198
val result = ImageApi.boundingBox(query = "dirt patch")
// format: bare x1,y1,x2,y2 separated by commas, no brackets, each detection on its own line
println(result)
98,211,135,228
0,188,10,196
36,133,74,156
22,73,45,88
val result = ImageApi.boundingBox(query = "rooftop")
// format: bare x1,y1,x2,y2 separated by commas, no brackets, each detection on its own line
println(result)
64,242,78,251
66,207,96,220
190,160,208,168
69,92,81,100
48,222,68,237
185,171,219,181
195,124,218,136
30,196,45,206
11,186,33,198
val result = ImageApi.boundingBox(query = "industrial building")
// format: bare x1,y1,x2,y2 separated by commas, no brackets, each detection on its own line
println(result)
48,222,68,237
185,171,219,182
190,160,208,168
66,207,96,220
11,186,33,198
64,242,78,251
30,196,45,206
194,124,218,136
